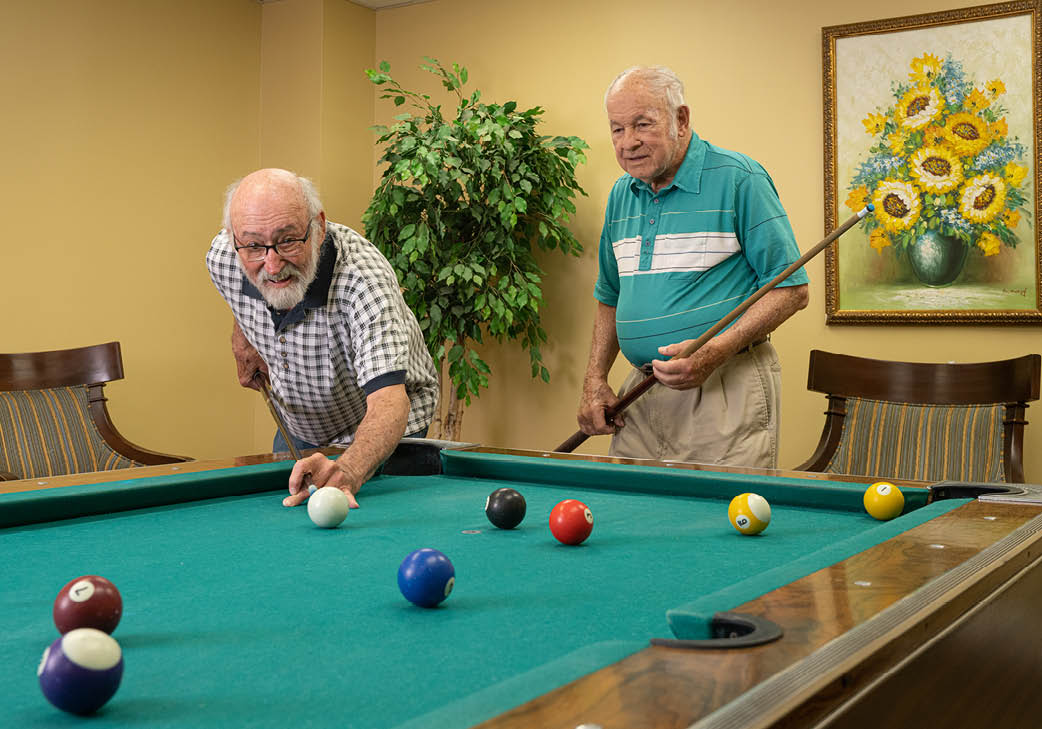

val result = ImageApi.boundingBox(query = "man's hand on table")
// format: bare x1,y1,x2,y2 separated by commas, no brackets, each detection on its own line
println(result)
284,452,360,509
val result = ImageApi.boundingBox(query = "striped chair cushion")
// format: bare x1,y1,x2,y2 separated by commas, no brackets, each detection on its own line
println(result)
825,397,1006,483
0,386,141,480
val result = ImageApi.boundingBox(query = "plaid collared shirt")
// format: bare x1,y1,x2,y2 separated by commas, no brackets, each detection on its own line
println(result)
206,222,438,445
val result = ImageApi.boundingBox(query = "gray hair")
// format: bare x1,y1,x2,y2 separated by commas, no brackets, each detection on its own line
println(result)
222,171,323,234
604,66,686,134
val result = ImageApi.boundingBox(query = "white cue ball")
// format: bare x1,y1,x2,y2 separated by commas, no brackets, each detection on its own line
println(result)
307,486,350,528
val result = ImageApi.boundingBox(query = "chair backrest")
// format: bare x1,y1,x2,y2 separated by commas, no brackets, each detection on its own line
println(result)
0,341,124,391
797,350,1041,483
0,342,187,480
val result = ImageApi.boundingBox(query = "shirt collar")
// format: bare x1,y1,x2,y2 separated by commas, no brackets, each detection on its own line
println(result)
241,233,337,332
627,131,704,196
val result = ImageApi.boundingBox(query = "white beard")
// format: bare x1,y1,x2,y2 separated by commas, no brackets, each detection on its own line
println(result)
236,234,322,310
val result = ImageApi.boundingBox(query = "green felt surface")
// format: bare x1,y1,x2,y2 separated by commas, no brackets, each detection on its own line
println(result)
0,453,965,728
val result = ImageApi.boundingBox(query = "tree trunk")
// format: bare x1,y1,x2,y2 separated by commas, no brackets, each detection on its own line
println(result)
445,386,464,441
429,339,466,442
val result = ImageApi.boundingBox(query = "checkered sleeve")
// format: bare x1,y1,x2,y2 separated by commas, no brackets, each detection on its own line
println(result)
205,230,242,307
331,230,414,392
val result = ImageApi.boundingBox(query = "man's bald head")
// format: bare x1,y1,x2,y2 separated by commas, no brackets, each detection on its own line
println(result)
223,169,322,232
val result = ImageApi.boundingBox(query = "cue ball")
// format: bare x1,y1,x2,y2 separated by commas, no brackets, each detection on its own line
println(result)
728,493,771,535
864,482,904,521
53,575,122,635
398,548,455,608
549,499,594,545
307,486,350,528
485,487,527,529
38,628,123,715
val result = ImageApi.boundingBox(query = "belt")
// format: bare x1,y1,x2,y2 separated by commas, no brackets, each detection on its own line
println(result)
737,337,769,354
638,337,768,376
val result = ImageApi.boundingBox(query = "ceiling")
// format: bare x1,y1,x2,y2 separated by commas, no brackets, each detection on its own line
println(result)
348,0,435,8
259,0,434,8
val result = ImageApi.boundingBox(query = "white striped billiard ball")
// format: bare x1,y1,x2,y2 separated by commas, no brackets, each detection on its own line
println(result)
38,628,123,715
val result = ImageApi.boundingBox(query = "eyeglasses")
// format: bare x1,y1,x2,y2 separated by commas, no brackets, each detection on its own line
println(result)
233,218,313,262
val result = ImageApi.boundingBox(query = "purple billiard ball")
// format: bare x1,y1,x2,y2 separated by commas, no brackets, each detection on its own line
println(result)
398,548,455,608
38,628,123,715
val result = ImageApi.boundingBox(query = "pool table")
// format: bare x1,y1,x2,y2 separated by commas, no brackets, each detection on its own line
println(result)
3,440,1042,729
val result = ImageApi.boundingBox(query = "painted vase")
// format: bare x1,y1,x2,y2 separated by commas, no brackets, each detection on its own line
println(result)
906,230,968,287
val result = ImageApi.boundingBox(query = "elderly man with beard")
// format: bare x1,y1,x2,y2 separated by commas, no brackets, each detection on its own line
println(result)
576,66,808,468
206,168,438,508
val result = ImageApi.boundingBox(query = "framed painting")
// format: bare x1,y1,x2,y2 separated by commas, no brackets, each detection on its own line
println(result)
823,1,1042,324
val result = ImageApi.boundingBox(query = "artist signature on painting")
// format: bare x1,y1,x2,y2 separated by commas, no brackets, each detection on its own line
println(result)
1003,287,1029,298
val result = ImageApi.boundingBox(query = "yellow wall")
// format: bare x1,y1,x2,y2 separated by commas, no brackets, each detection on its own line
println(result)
3,0,1041,481
1,0,264,460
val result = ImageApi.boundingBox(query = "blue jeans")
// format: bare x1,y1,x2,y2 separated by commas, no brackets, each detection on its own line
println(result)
272,431,318,454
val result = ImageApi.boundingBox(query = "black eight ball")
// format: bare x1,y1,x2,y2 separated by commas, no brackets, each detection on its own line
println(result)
485,488,526,529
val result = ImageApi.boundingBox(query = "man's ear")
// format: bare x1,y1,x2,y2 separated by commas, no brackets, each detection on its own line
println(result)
676,105,691,138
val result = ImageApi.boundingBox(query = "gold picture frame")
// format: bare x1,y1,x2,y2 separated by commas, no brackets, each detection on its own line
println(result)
823,1,1042,324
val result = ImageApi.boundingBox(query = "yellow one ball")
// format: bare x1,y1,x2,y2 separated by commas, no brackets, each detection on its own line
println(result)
728,493,771,535
863,482,904,521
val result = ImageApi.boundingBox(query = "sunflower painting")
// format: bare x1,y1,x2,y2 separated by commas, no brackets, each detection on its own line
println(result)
824,5,1041,324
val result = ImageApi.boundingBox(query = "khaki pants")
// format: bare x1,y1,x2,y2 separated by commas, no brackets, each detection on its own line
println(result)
608,341,781,468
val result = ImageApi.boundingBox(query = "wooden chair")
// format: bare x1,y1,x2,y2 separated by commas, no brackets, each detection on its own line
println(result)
0,342,190,481
796,350,1041,483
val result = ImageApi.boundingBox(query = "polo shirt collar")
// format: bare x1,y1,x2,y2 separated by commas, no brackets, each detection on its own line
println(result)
627,131,704,196
240,233,336,332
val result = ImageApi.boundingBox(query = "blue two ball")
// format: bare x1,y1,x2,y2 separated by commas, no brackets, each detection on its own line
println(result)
398,548,455,608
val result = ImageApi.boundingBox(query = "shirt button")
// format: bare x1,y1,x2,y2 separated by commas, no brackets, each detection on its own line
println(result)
279,336,286,343
282,363,289,371
649,218,656,225
653,198,660,204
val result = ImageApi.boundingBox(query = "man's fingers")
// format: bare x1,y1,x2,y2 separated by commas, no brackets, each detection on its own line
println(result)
282,490,308,507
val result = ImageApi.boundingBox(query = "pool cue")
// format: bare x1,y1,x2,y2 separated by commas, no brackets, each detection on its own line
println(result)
553,205,874,454
253,371,316,495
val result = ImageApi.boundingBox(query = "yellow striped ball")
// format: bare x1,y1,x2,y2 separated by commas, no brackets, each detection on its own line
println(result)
728,493,771,535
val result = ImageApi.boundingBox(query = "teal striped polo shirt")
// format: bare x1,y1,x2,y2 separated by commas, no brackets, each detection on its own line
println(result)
594,132,807,367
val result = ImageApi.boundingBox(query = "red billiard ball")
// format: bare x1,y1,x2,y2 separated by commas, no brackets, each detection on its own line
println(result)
53,576,122,635
549,499,593,545
38,628,123,715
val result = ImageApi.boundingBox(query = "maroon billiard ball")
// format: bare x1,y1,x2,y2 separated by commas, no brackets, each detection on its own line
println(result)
549,499,594,545
53,576,122,635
